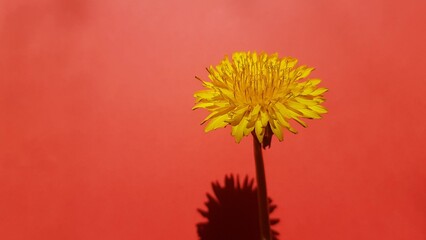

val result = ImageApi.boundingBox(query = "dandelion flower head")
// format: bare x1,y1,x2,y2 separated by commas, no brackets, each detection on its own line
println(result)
193,51,327,147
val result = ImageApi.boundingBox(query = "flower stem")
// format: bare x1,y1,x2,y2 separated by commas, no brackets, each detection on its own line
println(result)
253,134,271,240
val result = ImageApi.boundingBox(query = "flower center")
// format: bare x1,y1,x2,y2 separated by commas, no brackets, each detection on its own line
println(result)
233,60,287,107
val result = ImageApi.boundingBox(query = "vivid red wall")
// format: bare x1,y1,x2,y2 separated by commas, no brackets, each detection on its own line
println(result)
1,0,425,239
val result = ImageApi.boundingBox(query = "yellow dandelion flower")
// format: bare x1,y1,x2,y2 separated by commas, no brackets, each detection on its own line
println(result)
193,51,327,147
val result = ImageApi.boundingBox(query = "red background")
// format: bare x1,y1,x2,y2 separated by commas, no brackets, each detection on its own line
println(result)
1,0,425,239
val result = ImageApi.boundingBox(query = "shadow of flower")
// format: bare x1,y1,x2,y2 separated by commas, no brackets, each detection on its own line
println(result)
197,175,280,240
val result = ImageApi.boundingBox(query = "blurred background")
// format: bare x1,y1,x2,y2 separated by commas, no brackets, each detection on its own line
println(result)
0,0,425,239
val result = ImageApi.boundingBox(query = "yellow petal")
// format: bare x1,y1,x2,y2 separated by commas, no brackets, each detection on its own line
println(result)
296,66,314,80
294,96,318,106
277,104,304,128
255,120,265,143
273,108,298,134
301,86,315,95
243,125,255,136
269,120,283,141
313,96,325,104
205,115,229,132
281,57,298,69
311,88,328,96
293,117,307,128
277,103,307,128
217,88,234,100
201,106,233,124
192,102,215,110
259,110,269,126
199,80,214,89
287,100,306,110
298,108,321,119
232,118,249,143
194,90,217,100
250,105,261,118
307,78,321,86
228,105,249,126
246,105,261,128
309,105,328,114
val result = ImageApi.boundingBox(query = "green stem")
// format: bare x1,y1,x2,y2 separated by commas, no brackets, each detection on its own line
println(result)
253,134,272,240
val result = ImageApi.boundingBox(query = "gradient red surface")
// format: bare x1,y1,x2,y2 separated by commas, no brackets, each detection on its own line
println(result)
1,0,425,239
